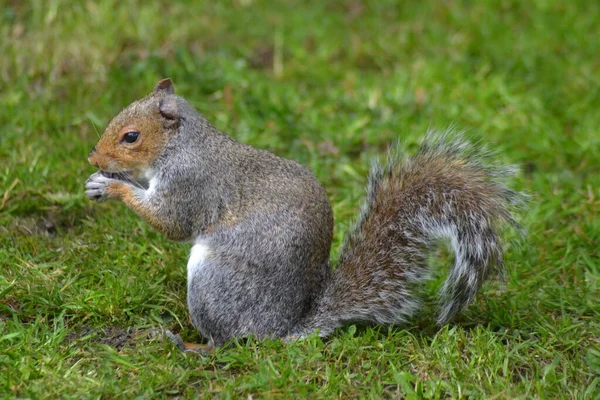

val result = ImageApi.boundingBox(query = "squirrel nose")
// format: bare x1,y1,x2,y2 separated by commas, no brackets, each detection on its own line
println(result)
88,147,99,168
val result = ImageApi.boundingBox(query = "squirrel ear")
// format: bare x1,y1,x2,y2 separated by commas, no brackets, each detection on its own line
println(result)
159,98,179,130
153,78,175,95
159,98,178,118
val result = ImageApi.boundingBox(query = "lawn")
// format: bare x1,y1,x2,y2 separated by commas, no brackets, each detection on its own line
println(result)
1,0,599,398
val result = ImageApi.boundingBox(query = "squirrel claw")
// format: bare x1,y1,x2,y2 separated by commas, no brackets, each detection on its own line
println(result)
165,329,186,351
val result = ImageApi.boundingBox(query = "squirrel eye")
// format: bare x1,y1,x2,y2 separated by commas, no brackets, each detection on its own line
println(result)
121,131,140,144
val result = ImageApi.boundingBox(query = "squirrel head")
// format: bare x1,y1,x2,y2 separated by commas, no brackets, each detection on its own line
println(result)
88,78,180,175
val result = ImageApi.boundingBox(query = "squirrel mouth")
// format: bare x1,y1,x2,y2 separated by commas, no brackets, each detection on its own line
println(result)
100,170,148,189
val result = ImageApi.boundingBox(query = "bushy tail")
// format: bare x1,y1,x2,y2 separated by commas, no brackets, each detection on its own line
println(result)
295,130,525,337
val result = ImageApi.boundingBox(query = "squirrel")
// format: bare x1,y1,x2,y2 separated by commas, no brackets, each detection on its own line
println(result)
85,78,523,351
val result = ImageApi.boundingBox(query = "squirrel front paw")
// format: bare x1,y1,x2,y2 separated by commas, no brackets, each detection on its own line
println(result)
85,171,122,202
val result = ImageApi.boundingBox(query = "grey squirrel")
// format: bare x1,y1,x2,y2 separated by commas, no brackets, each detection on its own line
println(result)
85,78,523,351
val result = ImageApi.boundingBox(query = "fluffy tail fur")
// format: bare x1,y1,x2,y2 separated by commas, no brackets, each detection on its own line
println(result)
294,130,524,337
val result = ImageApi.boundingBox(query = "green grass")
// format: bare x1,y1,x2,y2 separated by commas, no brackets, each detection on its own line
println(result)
1,0,599,398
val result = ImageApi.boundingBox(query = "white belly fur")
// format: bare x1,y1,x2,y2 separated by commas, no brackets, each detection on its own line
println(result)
187,241,211,281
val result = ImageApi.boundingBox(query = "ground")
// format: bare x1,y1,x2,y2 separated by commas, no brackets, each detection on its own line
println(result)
1,1,599,398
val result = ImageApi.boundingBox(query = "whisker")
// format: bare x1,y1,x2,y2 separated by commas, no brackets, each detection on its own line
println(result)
107,165,146,190
122,170,145,190
88,117,101,138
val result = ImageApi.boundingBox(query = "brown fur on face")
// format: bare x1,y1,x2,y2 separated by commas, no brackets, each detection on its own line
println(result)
88,87,175,175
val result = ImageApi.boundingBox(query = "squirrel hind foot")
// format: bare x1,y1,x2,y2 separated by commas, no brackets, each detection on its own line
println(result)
165,330,215,354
